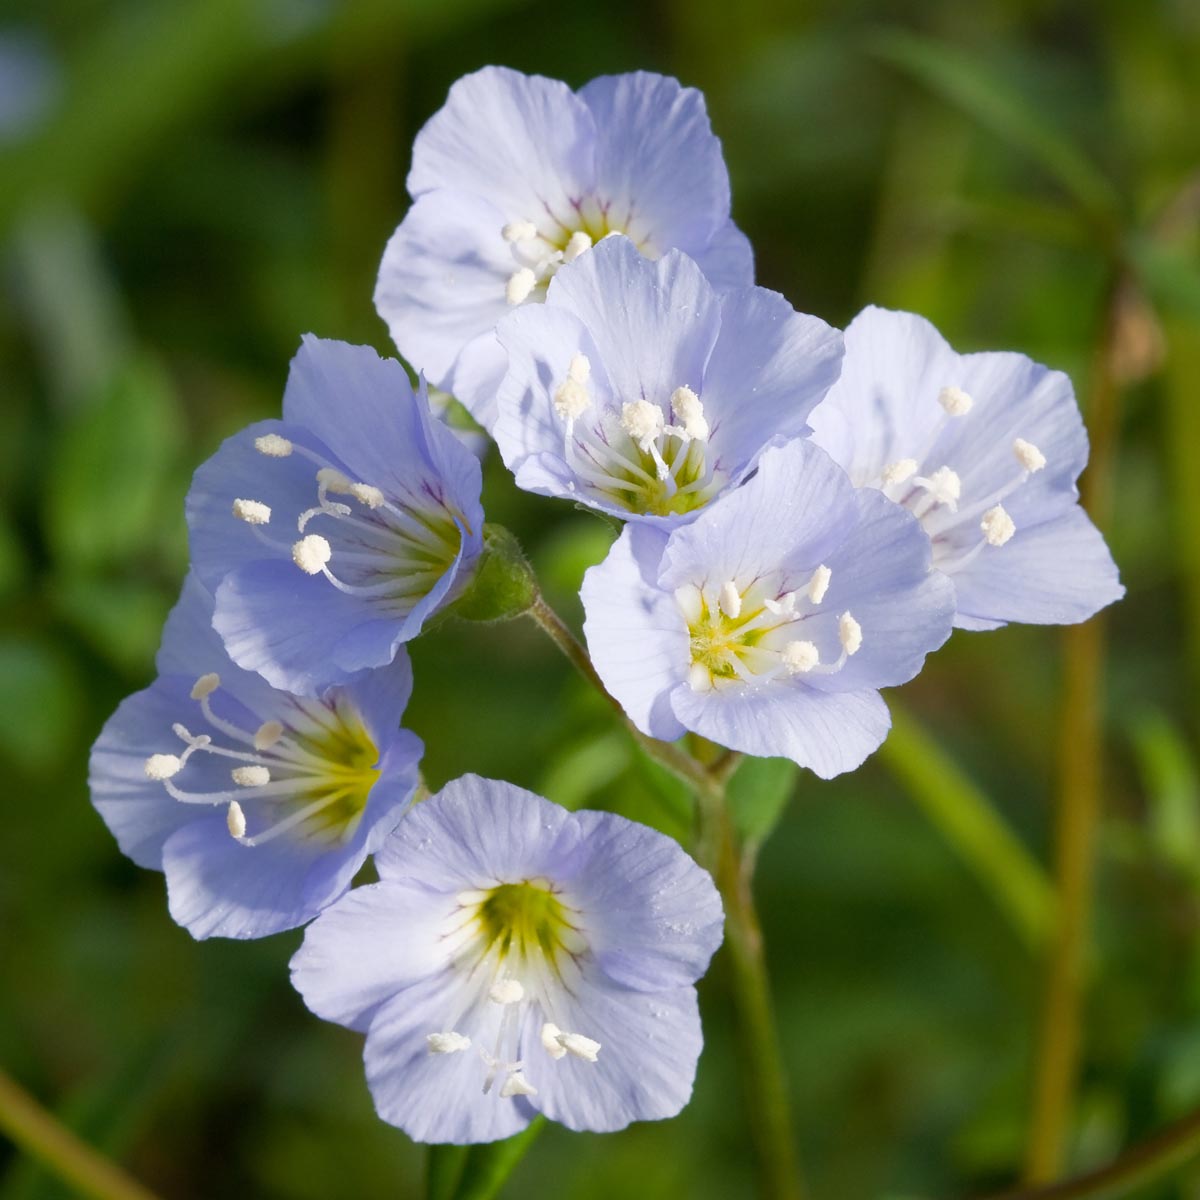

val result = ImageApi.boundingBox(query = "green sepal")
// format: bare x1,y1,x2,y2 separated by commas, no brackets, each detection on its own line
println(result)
450,523,537,623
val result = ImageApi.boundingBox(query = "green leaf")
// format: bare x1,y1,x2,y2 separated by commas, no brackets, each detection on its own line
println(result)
52,576,173,676
538,730,631,810
0,637,82,776
865,28,1121,224
1130,710,1200,877
450,1117,544,1200
726,756,798,845
44,356,184,573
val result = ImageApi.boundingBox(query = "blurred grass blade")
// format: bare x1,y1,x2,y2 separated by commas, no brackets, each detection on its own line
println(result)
450,1118,545,1200
865,28,1121,225
727,757,798,846
0,1069,157,1200
878,705,1055,951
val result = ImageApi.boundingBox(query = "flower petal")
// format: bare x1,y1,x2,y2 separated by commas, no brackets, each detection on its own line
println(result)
581,525,688,741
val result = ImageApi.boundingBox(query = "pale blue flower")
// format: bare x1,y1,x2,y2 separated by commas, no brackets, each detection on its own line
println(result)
493,234,842,527
186,335,483,696
375,66,754,430
581,439,956,778
290,775,723,1144
89,574,422,940
809,306,1124,629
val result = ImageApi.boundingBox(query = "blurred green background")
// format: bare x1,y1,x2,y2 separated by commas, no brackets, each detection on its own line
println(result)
1,0,1198,1197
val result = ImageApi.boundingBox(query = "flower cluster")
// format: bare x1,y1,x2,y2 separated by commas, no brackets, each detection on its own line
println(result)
88,65,1123,1148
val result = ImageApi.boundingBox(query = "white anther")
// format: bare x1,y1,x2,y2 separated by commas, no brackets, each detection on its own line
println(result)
839,612,863,656
568,353,591,384
881,459,918,486
687,662,714,693
670,386,709,440
981,505,1016,546
922,466,961,507
541,1023,567,1060
172,723,202,745
674,583,703,625
253,720,284,751
502,220,539,243
255,433,293,457
427,1031,472,1054
489,978,525,1005
350,483,385,509
506,268,537,305
764,592,797,617
292,534,332,574
500,1072,538,1098
563,230,592,262
781,640,819,674
317,467,353,494
226,801,247,839
144,753,182,781
719,581,742,619
1013,438,1046,473
191,673,220,700
807,565,832,605
620,399,664,451
232,765,270,788
938,386,974,416
558,1033,601,1062
553,378,590,421
232,498,271,525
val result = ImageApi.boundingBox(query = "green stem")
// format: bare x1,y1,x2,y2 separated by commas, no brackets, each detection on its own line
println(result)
697,790,806,1200
879,704,1056,952
526,592,805,1200
0,1067,159,1200
994,1103,1200,1199
1024,276,1124,1181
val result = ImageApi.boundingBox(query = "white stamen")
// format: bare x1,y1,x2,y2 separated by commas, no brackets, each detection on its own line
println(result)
190,673,220,700
1013,438,1046,473
253,720,284,751
232,765,270,788
981,505,1016,546
938,386,974,416
719,581,742,619
541,1023,567,1060
232,498,271,525
489,978,524,1005
348,483,383,509
807,565,832,605
839,612,863,656
568,353,590,384
226,801,247,839
919,466,961,508
557,1033,601,1062
255,433,292,457
553,378,590,421
687,662,713,693
144,753,182,780
499,1072,537,1098
317,467,353,494
670,386,709,440
881,458,918,486
781,640,819,674
506,268,537,305
502,220,538,243
427,1031,472,1054
764,592,797,617
292,534,332,574
674,583,703,624
620,399,664,451
563,230,592,262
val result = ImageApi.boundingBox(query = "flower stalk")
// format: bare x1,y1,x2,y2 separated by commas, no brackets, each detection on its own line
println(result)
526,590,805,1200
